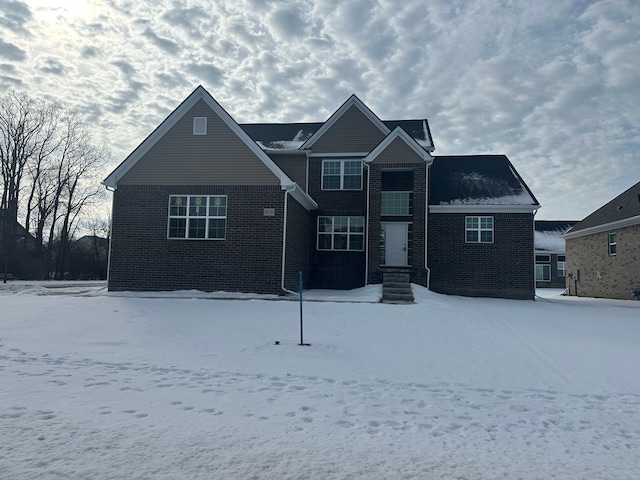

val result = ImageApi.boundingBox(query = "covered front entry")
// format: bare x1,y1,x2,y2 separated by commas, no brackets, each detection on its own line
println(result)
382,222,408,266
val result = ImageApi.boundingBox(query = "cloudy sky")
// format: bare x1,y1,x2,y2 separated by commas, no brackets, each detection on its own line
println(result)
1,0,638,220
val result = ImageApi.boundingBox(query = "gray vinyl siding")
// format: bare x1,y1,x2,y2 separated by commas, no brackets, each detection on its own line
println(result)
312,105,387,153
119,99,281,186
371,137,425,164
269,153,308,192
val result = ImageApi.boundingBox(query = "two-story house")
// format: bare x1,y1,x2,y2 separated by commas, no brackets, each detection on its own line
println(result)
103,86,540,300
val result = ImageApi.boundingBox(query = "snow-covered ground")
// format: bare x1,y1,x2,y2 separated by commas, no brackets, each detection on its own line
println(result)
1,282,639,479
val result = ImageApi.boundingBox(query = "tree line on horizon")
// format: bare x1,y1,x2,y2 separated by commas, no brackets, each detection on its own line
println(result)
0,90,111,281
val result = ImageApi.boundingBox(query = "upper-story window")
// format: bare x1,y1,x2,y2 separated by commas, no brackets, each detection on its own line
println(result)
608,233,616,255
466,216,493,243
381,192,413,216
322,160,363,190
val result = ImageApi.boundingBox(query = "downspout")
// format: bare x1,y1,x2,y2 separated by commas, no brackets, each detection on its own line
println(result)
105,185,116,288
532,208,538,299
363,162,371,286
281,184,298,295
424,164,431,289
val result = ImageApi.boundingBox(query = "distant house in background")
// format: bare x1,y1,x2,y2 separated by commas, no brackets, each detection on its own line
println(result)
103,86,540,300
534,221,577,288
0,208,36,252
564,181,640,300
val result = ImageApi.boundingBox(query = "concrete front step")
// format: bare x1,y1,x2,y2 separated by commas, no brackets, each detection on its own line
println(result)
381,269,414,303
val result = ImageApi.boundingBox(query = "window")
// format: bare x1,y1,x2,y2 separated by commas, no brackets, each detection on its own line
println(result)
381,192,413,216
535,254,550,263
193,117,207,135
466,216,493,243
168,195,226,239
317,216,364,251
557,255,566,277
608,233,616,255
322,160,363,190
536,264,551,282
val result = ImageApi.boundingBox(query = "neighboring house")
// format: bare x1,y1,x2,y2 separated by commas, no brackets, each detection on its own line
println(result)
103,86,540,300
534,221,577,288
0,208,36,252
564,181,640,300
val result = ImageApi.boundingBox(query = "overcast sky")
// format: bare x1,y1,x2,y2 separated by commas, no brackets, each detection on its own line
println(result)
1,0,638,220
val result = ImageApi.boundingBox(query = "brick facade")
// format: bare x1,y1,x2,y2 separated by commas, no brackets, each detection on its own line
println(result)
367,163,428,286
283,194,311,292
427,212,535,299
109,184,287,294
565,224,640,300
307,157,367,289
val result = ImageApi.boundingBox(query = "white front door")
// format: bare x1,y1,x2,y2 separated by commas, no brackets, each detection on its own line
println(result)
383,223,408,266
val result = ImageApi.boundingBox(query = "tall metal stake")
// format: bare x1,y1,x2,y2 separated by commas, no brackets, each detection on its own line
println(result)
298,271,309,346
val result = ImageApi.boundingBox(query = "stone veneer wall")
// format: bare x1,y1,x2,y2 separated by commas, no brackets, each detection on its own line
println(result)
108,184,286,294
565,223,640,300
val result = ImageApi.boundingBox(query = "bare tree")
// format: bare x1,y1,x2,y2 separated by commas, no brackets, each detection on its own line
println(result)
0,91,111,281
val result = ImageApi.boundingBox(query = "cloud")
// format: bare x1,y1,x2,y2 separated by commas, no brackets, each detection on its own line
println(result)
0,38,26,61
38,57,67,76
186,63,225,87
0,0,32,34
142,27,181,55
160,5,208,40
81,46,100,58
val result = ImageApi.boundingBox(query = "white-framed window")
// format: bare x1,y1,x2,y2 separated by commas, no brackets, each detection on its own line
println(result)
317,216,364,251
193,117,207,135
465,216,493,243
381,192,413,216
557,255,566,276
608,233,616,255
536,264,551,282
168,195,226,239
321,160,363,190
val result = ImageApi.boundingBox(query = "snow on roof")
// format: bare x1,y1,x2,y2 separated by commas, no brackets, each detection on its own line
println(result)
440,190,534,206
430,156,539,207
240,120,434,151
534,230,566,252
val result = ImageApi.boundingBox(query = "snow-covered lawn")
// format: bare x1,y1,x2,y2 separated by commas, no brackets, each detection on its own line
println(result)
1,282,639,479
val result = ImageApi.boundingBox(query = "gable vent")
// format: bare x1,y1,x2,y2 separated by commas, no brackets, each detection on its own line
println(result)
193,117,207,135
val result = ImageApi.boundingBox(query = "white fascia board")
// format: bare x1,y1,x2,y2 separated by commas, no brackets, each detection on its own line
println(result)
300,94,390,150
563,215,640,239
364,126,434,164
103,86,294,189
429,204,541,214
284,185,318,211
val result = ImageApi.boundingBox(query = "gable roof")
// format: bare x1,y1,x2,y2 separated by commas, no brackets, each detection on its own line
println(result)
429,155,540,213
299,94,390,150
564,180,640,239
364,126,433,163
102,86,316,210
239,119,434,152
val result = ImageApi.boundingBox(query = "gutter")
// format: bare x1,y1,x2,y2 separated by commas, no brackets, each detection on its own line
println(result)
425,165,431,289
